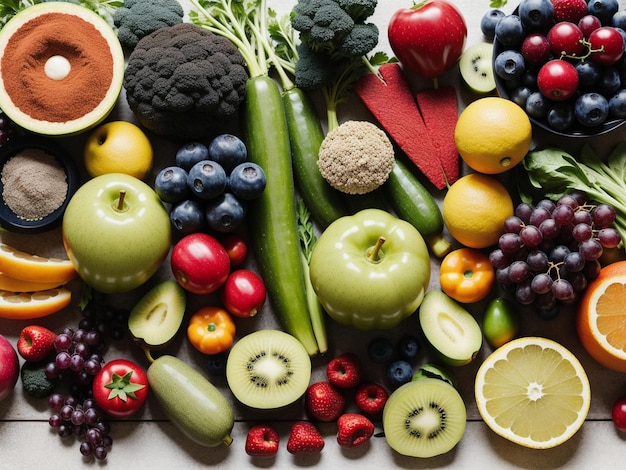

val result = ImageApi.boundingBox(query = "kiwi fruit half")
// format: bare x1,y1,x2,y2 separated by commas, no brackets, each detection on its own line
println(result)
127,280,186,351
382,377,467,458
226,329,311,409
459,42,496,94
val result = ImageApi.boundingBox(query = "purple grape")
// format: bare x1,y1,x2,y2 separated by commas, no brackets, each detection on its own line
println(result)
564,251,585,272
531,272,553,294
504,215,524,233
515,281,535,305
592,203,617,227
499,232,523,253
489,249,511,268
520,224,543,247
515,202,534,223
508,260,530,283
579,238,604,260
573,210,592,225
557,194,580,210
529,207,552,226
54,333,73,352
572,223,593,242
552,203,575,225
598,227,621,248
56,351,72,369
539,218,560,240
552,278,575,301
527,250,549,272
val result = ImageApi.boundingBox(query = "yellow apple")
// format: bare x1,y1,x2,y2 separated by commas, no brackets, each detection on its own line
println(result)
84,121,153,180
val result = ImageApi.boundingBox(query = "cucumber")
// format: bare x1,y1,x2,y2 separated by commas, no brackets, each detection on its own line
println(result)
147,355,234,447
242,76,320,356
283,87,348,228
384,158,451,258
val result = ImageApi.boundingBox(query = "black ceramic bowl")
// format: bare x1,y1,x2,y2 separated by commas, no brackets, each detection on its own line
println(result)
0,137,79,233
492,8,626,138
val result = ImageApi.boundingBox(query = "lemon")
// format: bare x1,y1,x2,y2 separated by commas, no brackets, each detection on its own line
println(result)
84,121,153,180
442,173,513,249
455,97,532,174
475,337,591,449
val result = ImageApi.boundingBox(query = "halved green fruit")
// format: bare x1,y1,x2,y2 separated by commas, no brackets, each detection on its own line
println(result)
226,329,311,409
128,280,186,353
459,42,496,94
418,290,482,366
383,378,467,458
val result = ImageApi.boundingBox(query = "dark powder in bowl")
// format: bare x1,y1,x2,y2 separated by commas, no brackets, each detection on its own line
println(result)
1,148,68,221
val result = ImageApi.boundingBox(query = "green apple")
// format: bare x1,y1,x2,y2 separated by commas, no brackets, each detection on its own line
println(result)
62,173,171,293
309,208,430,330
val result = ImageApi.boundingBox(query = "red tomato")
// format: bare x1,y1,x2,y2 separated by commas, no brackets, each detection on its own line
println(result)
221,233,248,267
92,359,149,418
220,269,266,318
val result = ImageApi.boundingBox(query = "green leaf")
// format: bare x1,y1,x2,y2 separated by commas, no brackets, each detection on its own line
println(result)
489,0,508,8
105,371,146,402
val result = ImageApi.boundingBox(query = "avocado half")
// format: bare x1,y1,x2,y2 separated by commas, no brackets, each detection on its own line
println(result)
0,2,124,136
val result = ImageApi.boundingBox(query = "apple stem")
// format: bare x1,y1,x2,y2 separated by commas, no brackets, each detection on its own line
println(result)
367,236,386,263
117,190,126,211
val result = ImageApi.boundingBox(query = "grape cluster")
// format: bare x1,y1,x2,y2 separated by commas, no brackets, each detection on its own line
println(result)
47,393,112,460
81,293,130,342
489,193,621,319
44,324,111,460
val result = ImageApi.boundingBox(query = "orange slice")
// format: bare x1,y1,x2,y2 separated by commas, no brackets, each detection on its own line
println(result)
0,287,72,319
0,243,77,284
0,272,64,292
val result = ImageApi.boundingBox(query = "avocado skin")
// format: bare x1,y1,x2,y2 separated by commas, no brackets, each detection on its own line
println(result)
148,355,234,447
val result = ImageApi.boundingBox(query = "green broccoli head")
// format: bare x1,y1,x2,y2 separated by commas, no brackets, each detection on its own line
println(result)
339,22,379,58
124,23,249,140
113,0,184,50
294,43,337,90
336,0,377,23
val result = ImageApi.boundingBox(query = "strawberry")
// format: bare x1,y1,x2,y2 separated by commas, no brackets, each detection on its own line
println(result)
305,381,346,422
16,325,57,362
336,413,375,448
326,352,363,389
552,0,589,23
354,383,389,415
244,424,279,457
286,421,325,454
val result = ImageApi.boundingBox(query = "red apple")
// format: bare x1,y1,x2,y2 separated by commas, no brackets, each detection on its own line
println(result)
0,334,19,401
171,233,231,295
388,0,467,82
220,269,267,318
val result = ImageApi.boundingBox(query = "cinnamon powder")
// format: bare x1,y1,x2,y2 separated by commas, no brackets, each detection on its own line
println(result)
1,12,114,122
1,149,68,221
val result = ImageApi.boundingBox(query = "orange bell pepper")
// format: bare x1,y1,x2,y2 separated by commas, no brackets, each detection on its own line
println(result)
187,307,236,355
439,248,495,303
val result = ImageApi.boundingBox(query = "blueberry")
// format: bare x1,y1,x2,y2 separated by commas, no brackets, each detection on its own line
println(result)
170,199,206,235
598,67,621,96
187,160,227,199
175,142,209,171
480,9,505,39
575,60,602,88
208,134,247,173
205,192,246,233
367,337,394,364
518,0,554,30
587,0,619,24
509,86,533,107
228,162,267,200
494,50,526,81
206,352,228,376
547,103,575,131
495,14,526,47
612,11,626,30
574,92,610,126
525,91,550,119
609,88,626,117
154,166,189,203
397,336,420,361
386,360,413,388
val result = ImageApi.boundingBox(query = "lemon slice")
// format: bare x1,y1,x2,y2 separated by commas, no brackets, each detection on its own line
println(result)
0,287,72,319
474,336,590,449
0,243,77,284
0,272,65,292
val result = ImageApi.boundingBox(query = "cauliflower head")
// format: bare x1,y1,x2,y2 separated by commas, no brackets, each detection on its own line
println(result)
123,23,249,140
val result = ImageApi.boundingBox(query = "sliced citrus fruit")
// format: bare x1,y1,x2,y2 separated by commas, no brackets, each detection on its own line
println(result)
0,243,77,284
0,272,64,292
577,260,626,372
474,336,590,449
0,287,72,319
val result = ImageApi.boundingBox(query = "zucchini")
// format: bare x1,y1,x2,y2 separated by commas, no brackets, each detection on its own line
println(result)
385,158,451,258
147,355,234,447
283,87,348,228
242,76,319,356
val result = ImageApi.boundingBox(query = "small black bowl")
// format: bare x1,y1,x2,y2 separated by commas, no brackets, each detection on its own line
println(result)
0,137,79,233
492,8,626,138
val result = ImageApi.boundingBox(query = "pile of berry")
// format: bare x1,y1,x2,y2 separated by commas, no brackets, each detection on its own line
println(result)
489,193,621,319
487,0,626,132
154,134,266,235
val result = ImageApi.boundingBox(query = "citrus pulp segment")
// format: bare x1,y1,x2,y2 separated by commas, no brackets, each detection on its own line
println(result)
474,336,590,449
0,287,72,319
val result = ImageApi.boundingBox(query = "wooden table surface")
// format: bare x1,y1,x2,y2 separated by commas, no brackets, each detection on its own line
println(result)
2,1,626,468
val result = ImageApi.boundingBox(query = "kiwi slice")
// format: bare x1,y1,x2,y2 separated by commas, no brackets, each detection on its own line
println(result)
382,377,467,458
459,42,496,94
226,329,311,409
127,280,186,352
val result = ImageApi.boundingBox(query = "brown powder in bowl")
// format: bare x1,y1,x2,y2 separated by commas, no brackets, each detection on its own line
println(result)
1,148,68,221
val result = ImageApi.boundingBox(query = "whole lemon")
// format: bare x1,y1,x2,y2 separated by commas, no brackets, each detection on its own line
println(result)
455,97,532,174
84,121,153,180
442,173,513,249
